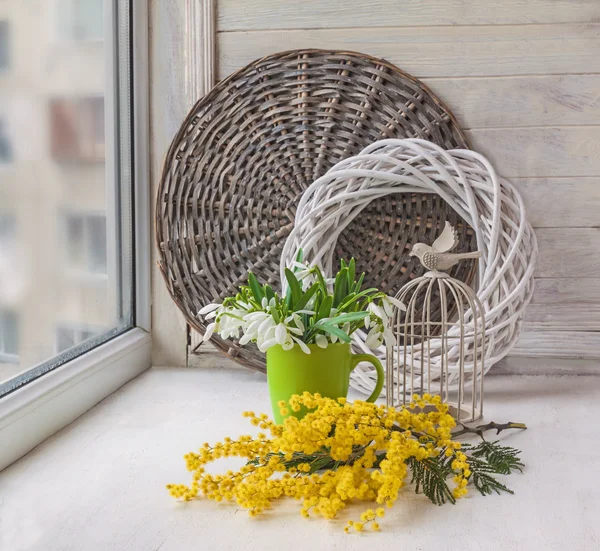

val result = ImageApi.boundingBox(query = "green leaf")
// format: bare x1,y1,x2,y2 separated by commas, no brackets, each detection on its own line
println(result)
248,272,264,303
466,456,515,496
316,323,351,343
317,295,333,321
333,267,349,307
264,284,275,302
294,248,304,266
270,303,280,323
337,292,356,311
336,287,378,311
471,471,514,496
324,311,368,325
313,265,328,292
284,268,303,305
284,285,293,310
352,272,365,294
469,441,525,475
294,283,319,311
348,258,356,288
309,456,336,474
407,454,455,506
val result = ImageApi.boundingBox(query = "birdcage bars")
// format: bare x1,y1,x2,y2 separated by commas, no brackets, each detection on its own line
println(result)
385,272,485,424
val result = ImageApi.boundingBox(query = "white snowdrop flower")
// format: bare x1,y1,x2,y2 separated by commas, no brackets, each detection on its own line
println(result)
258,315,276,335
284,313,305,333
239,332,253,345
292,336,311,354
368,301,384,320
244,320,262,337
258,338,278,353
291,261,312,281
203,322,217,342
294,316,305,332
244,311,268,321
365,326,382,348
381,295,406,317
223,327,240,340
216,310,246,340
282,337,295,351
205,309,220,320
199,303,220,317
275,323,288,345
259,325,277,350
315,334,328,349
383,328,396,349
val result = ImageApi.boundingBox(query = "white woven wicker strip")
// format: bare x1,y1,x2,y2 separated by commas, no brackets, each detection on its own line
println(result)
280,138,538,396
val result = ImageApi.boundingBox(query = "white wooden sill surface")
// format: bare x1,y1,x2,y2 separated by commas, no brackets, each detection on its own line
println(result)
0,367,599,551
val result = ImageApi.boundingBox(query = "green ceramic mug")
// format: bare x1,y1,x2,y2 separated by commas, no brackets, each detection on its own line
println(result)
266,342,385,424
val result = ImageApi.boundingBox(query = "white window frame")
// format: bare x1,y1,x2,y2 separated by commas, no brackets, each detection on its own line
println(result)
0,0,151,471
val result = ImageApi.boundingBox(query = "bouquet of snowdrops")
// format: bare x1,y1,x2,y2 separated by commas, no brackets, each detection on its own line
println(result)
198,255,405,353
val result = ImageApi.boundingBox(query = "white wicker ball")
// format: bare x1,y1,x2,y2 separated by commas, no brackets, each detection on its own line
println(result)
280,138,537,396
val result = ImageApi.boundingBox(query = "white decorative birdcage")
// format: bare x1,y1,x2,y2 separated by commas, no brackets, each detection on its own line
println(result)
385,223,485,423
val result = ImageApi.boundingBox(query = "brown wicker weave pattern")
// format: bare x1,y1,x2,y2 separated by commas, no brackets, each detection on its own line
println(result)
156,49,476,372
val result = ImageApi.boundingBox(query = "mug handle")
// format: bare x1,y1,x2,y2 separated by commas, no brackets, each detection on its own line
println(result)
350,354,384,403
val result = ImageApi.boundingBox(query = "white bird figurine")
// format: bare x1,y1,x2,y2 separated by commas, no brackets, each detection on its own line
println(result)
409,221,482,272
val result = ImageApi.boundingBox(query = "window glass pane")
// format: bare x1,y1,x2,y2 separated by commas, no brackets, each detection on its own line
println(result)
88,215,107,274
0,117,11,163
56,327,75,354
0,311,19,357
0,1,133,395
58,0,104,42
78,0,104,41
65,214,85,267
0,21,9,70
56,324,97,354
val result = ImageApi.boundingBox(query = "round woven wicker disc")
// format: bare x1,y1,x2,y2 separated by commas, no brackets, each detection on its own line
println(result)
156,49,477,372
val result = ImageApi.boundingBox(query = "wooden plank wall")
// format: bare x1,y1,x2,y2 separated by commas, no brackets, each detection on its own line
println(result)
216,0,600,361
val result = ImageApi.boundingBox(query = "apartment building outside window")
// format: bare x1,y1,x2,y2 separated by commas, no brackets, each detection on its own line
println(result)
0,117,11,164
56,324,98,354
57,0,104,42
0,0,136,398
0,311,18,363
63,212,107,276
0,21,9,70
50,98,105,162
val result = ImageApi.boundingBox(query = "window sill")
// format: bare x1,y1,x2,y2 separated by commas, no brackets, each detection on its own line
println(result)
0,327,150,471
0,367,597,549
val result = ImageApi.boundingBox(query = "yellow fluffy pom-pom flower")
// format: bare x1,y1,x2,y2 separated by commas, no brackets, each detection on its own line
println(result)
167,393,475,532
